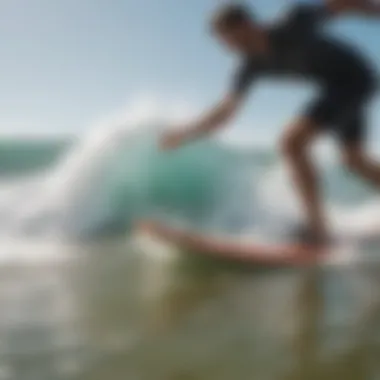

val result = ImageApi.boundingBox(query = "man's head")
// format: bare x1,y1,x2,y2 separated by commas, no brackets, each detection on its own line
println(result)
211,3,258,54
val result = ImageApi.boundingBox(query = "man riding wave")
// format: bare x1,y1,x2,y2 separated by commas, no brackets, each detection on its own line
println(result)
161,0,380,246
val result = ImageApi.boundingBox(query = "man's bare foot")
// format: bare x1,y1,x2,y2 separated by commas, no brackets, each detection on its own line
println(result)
291,225,332,249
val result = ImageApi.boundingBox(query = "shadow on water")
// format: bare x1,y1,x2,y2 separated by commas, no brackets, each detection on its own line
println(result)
0,240,380,380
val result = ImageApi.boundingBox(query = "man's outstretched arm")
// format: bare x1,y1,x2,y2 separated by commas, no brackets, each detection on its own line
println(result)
327,0,380,16
161,94,243,150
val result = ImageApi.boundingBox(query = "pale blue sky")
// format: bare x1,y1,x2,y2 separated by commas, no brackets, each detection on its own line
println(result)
0,0,379,142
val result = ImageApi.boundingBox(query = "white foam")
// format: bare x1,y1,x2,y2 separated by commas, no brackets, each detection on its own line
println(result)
0,98,194,239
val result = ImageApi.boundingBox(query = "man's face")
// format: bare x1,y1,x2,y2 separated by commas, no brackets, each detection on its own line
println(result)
214,23,254,54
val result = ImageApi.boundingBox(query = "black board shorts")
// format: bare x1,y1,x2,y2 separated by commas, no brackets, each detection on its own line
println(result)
304,81,376,145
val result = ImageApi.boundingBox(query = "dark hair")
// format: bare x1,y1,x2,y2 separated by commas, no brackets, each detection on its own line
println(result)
211,3,254,31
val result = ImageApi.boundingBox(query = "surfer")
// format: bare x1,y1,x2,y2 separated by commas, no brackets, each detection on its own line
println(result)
160,0,380,246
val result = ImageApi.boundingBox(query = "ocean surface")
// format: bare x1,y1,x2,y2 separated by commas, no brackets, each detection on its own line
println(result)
1,118,380,380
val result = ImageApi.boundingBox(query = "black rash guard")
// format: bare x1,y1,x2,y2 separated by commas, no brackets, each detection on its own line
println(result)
232,4,376,96
230,4,377,144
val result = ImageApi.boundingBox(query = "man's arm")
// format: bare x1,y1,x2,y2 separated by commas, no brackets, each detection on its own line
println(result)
161,60,256,150
161,93,243,150
326,0,380,17
288,0,380,29
183,94,242,141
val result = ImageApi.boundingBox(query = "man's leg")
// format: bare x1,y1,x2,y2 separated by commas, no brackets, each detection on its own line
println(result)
338,106,380,187
342,143,380,187
280,117,327,243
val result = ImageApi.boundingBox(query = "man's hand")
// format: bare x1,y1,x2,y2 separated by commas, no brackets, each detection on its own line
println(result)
160,94,242,151
160,128,190,151
327,0,380,16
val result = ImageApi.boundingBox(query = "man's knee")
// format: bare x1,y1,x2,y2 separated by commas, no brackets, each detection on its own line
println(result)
280,119,317,159
281,133,301,159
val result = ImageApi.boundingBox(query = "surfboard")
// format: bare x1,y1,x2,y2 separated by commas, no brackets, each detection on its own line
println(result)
135,221,328,267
